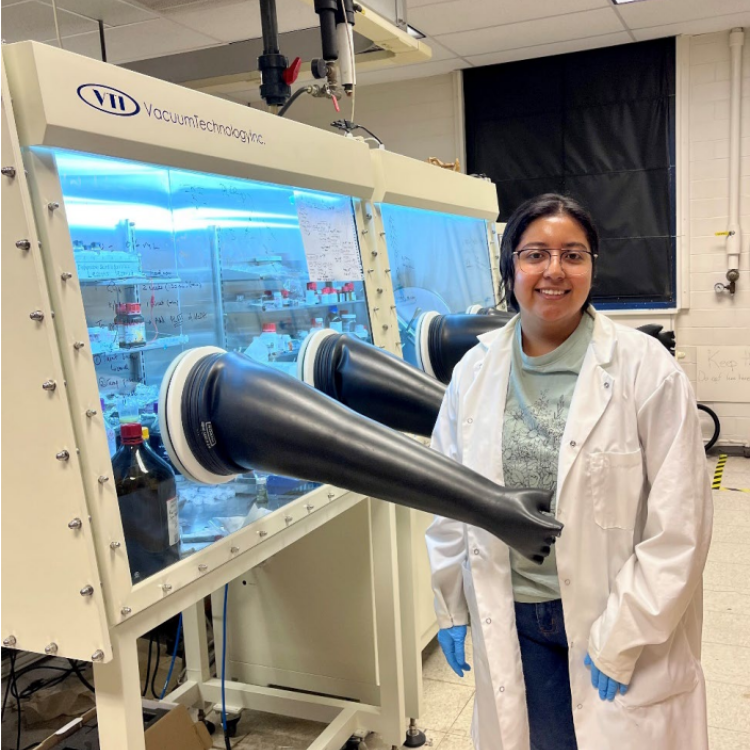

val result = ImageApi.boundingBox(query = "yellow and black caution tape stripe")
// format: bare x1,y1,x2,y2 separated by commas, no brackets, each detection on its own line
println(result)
712,454,750,493
712,455,727,489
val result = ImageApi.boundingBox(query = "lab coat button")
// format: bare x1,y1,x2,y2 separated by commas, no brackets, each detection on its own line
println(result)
485,618,492,625
577,704,583,710
570,440,577,448
467,418,473,424
473,548,480,555
565,579,571,585
499,686,505,693
604,382,610,389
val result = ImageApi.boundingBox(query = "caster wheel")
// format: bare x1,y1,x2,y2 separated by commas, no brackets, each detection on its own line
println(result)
202,720,216,735
225,717,240,738
404,727,427,747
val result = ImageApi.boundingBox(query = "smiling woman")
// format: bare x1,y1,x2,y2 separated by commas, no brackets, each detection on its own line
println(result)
426,192,712,750
500,193,598,356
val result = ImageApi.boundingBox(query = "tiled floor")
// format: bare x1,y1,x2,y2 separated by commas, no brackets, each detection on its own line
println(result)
3,455,749,750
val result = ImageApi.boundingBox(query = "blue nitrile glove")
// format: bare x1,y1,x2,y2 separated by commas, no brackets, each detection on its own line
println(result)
584,653,629,701
437,626,471,678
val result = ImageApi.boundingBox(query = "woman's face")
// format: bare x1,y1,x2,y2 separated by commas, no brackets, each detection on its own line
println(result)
511,214,593,327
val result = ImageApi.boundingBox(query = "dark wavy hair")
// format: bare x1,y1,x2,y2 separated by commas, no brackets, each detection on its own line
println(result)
499,193,599,313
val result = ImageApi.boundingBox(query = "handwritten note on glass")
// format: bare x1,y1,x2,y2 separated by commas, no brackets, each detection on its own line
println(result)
696,346,750,402
294,192,363,282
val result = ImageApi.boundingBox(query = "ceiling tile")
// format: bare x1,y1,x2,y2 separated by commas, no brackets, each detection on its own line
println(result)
163,0,318,43
38,0,157,26
616,0,750,30
3,0,98,41
464,31,632,68
51,31,105,58
135,0,249,10
436,8,625,58
420,38,458,63
58,17,221,62
2,0,30,6
410,0,610,38
631,11,750,42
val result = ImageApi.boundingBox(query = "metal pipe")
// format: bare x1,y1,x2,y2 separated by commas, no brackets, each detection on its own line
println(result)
98,19,107,62
259,0,280,54
727,28,744,277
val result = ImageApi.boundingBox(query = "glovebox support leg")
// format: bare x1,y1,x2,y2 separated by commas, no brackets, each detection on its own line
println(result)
93,633,145,750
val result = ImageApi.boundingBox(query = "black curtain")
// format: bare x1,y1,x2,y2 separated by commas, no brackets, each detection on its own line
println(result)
464,38,676,308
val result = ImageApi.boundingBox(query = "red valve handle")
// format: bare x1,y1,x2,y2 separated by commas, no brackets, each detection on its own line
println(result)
283,57,302,85
332,95,340,113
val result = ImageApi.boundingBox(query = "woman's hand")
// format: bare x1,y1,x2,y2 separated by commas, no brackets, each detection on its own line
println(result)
437,626,471,677
584,653,629,701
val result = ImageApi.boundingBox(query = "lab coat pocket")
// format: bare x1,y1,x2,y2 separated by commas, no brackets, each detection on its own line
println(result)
617,624,699,708
588,450,643,530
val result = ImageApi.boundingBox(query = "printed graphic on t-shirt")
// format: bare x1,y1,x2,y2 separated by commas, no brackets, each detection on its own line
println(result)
502,390,569,492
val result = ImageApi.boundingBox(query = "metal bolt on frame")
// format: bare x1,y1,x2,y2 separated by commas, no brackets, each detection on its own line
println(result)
85,408,98,417
109,541,121,550
231,546,240,554
73,341,85,350
47,201,60,211
284,516,293,525
161,583,173,593
305,504,315,513
42,380,57,391
29,310,45,321
44,643,58,655
121,607,132,616
91,650,105,662
257,530,268,538
98,476,109,484
198,564,208,572
61,272,73,281
15,239,30,251
1,166,17,178
3,636,17,647
80,585,94,597
56,450,70,461
68,518,83,530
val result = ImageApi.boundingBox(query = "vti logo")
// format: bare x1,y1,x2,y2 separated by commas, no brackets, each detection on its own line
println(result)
76,84,140,117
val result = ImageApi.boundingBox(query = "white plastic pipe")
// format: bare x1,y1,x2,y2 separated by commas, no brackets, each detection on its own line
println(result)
727,28,744,272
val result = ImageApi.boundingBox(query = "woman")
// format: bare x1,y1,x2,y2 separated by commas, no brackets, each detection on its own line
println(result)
426,194,712,750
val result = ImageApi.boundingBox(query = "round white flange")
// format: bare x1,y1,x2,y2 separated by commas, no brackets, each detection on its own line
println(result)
415,311,439,379
158,346,236,486
297,328,338,386
466,304,483,314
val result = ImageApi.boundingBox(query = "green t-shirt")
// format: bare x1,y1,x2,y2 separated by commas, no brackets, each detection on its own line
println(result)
503,313,594,603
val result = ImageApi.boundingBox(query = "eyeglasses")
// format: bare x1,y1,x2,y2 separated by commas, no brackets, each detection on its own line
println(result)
513,247,597,276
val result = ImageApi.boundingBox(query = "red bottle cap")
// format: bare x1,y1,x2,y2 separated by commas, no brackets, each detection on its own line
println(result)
307,282,317,291
126,303,142,314
281,289,290,298
121,422,143,444
262,323,277,333
116,303,128,314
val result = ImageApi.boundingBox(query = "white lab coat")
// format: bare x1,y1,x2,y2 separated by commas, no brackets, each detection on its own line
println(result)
426,310,713,750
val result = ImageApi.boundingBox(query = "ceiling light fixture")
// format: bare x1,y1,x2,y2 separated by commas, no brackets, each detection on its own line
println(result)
406,25,426,40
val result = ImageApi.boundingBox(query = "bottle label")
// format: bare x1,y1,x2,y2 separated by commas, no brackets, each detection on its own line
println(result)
125,321,146,345
166,495,179,546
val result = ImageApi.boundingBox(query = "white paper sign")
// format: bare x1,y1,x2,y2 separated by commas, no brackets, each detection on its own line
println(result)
294,191,364,282
696,346,750,402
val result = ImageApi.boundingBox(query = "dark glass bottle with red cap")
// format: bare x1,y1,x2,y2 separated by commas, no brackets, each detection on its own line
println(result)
112,421,180,582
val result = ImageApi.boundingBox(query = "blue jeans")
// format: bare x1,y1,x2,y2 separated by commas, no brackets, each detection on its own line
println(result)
514,600,578,750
